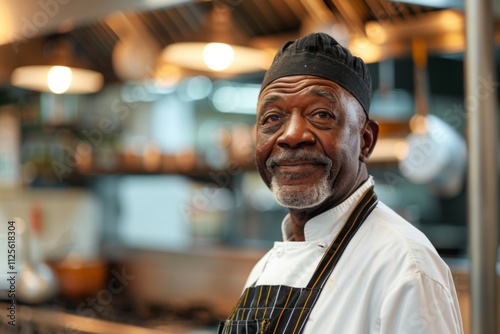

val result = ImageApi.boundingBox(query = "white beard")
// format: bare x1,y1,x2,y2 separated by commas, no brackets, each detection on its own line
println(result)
266,150,333,209
270,170,332,209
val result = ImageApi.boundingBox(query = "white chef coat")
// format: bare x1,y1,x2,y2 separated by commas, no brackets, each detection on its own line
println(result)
244,178,464,334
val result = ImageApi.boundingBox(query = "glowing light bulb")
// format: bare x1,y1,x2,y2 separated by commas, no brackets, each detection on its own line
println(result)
47,66,73,94
203,43,234,71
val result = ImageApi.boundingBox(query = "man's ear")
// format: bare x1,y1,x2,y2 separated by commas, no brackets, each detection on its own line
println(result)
359,119,379,162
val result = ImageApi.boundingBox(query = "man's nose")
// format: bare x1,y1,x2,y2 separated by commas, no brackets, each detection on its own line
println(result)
277,114,316,149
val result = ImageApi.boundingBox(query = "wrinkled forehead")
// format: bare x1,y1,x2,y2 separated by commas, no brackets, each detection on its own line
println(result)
258,76,353,107
259,74,342,97
256,75,366,121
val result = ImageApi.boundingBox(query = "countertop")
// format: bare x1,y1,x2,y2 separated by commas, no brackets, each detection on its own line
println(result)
0,301,215,334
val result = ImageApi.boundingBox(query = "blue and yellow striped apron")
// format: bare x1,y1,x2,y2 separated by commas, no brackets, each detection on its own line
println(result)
218,186,378,334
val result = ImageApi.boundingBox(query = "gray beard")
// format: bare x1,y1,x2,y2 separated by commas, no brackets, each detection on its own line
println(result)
266,149,333,209
270,171,332,209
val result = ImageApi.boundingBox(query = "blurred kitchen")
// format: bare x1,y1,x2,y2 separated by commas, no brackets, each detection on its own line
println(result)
0,0,498,333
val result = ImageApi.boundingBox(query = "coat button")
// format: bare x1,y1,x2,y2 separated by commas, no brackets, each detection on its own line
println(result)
275,247,284,257
318,241,327,252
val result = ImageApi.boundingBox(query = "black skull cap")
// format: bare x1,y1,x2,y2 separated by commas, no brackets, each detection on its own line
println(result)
260,32,372,116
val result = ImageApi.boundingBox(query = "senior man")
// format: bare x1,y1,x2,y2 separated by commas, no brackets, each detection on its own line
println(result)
218,32,463,334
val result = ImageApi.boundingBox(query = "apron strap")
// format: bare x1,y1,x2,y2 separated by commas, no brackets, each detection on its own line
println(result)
289,186,378,334
307,185,378,289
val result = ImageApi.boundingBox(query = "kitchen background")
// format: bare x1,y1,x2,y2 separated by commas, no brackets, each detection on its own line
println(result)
0,0,498,333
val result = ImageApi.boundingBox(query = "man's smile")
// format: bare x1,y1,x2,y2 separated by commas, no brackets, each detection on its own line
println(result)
275,161,324,173
271,162,327,184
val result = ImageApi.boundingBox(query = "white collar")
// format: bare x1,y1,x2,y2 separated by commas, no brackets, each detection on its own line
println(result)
281,177,375,241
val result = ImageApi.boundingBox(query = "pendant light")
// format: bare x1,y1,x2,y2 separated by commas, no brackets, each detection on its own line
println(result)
161,5,269,75
11,35,104,94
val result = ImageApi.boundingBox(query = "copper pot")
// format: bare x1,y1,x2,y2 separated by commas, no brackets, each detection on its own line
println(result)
48,257,107,301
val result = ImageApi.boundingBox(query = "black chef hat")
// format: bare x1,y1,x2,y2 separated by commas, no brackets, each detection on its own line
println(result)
260,32,372,117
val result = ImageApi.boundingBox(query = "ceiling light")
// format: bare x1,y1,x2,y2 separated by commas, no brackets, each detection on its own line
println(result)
10,35,103,94
162,42,267,74
161,5,269,75
47,66,72,94
203,43,234,71
348,35,383,63
364,21,387,44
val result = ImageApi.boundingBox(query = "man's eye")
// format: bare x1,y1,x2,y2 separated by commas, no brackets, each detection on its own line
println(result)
314,111,332,119
263,114,281,123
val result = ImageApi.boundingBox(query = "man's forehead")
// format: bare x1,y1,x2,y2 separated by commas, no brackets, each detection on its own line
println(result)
260,75,342,90
258,77,344,105
256,76,365,120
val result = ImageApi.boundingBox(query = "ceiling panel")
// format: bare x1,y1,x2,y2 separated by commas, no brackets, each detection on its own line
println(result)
0,0,497,86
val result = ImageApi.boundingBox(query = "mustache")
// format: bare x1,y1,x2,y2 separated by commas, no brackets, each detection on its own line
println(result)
266,150,333,172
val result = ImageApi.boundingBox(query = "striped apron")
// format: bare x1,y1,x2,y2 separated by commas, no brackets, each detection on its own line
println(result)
218,186,378,334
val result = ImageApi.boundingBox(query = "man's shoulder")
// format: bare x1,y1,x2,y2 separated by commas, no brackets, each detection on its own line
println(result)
359,201,451,281
367,201,432,247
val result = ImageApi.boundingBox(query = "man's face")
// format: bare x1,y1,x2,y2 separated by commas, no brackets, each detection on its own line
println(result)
255,75,366,209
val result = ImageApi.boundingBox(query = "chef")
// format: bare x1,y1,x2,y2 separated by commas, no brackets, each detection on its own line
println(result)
218,32,463,334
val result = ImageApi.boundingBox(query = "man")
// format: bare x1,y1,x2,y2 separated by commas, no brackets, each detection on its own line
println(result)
218,33,463,334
